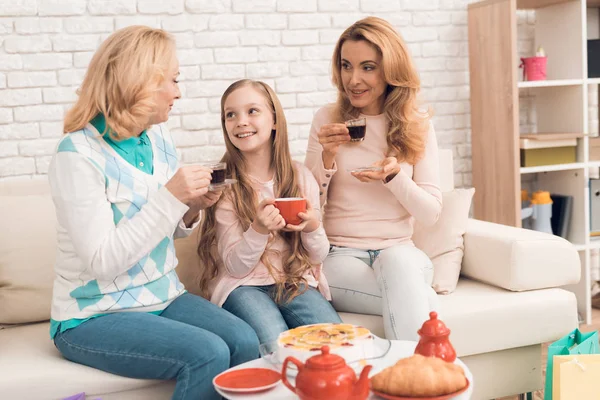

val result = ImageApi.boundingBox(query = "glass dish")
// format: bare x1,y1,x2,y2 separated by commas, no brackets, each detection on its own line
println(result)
209,178,237,191
258,334,392,377
346,166,384,173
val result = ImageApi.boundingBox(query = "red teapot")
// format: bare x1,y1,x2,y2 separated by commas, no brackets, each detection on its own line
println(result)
281,345,372,400
414,311,457,362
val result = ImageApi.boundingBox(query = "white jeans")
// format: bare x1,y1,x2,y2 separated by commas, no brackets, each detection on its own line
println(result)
323,244,439,341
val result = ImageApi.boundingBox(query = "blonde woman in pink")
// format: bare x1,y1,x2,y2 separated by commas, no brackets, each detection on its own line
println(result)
305,17,442,341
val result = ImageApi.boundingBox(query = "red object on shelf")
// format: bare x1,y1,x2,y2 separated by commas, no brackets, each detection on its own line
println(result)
520,56,547,81
414,311,457,363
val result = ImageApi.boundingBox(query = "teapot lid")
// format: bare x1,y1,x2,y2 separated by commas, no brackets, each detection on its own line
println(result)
305,346,346,370
418,311,450,336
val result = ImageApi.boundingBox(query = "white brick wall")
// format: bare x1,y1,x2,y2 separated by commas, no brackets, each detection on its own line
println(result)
0,0,475,185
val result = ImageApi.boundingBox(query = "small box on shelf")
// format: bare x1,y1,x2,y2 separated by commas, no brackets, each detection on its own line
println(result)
519,133,582,167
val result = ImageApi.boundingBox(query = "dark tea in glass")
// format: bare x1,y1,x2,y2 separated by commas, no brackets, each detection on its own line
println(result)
206,162,226,185
346,118,367,142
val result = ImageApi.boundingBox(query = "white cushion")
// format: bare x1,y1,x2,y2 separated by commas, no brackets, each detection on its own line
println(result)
0,323,173,400
413,188,474,294
340,278,577,357
0,179,55,324
462,219,581,291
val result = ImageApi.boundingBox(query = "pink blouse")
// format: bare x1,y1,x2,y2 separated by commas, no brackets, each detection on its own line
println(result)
208,161,332,306
305,105,442,250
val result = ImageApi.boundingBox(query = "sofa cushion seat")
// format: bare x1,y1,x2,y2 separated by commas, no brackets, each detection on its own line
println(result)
0,323,173,400
340,278,577,357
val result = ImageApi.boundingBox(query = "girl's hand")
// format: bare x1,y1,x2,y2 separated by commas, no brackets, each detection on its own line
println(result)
252,198,286,234
318,123,351,169
351,157,401,183
283,199,320,233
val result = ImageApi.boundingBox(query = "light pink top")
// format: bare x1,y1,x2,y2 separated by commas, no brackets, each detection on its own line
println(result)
209,161,332,307
305,105,442,250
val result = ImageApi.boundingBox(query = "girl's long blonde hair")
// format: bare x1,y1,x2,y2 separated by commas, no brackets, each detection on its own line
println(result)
332,16,431,164
197,80,314,304
63,25,175,139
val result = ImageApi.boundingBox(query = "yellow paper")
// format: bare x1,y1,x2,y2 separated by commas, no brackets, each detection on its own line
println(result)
552,355,600,400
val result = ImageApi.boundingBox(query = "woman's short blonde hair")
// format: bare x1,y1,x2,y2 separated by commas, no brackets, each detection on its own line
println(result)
63,25,175,139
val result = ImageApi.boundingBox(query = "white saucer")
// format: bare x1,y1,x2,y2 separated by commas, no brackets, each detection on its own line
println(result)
347,166,383,173
209,178,237,191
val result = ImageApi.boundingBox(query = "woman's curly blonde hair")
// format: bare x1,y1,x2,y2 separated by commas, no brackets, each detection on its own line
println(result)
331,16,432,164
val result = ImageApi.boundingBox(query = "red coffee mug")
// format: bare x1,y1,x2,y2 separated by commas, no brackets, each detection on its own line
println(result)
274,197,307,225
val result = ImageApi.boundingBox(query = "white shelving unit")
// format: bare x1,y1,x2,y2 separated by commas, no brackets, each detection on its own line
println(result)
468,0,600,324
517,79,585,88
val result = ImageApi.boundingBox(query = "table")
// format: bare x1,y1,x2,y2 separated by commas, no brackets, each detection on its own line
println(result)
215,340,474,399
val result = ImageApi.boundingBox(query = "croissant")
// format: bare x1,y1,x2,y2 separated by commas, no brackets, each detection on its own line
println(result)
371,354,467,397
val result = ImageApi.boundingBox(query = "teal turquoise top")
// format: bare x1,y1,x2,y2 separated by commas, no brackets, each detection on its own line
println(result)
50,115,159,339
91,113,154,174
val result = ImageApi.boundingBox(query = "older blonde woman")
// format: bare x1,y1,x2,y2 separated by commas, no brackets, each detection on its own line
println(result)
48,26,258,400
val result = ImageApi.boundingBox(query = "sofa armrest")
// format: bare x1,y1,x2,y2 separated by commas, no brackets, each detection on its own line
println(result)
461,219,581,291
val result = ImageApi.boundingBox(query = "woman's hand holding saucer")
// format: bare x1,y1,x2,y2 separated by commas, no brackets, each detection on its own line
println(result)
351,157,401,183
191,186,225,210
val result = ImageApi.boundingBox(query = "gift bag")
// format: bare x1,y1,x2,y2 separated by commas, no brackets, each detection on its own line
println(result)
544,329,599,400
552,355,600,400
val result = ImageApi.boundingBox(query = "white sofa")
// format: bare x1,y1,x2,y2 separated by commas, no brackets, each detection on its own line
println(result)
0,149,580,400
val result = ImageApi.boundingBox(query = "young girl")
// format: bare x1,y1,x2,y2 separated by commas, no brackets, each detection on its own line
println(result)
305,17,442,341
197,79,342,344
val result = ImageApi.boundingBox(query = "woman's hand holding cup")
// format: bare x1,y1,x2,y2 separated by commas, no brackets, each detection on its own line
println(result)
252,198,286,234
317,123,351,169
165,165,213,206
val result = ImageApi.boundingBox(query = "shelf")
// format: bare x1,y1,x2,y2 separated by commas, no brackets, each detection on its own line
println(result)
469,0,593,324
516,0,600,9
518,79,584,89
517,0,578,9
520,162,586,174
589,161,600,168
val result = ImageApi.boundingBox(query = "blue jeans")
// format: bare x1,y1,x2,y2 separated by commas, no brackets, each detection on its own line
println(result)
222,285,342,344
53,293,259,400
